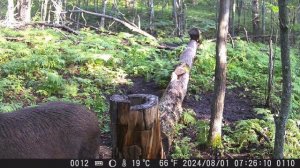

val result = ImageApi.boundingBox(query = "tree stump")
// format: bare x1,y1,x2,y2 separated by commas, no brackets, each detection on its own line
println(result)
110,94,164,159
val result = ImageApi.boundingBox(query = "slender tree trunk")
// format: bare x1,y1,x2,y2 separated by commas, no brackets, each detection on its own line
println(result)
252,0,260,40
243,1,245,27
149,0,155,34
208,0,230,150
179,0,186,36
231,0,236,37
266,37,274,107
237,0,242,34
262,0,266,36
6,0,16,26
52,0,63,24
19,0,32,23
215,0,219,30
273,0,292,159
291,10,296,45
271,1,274,33
100,0,107,28
172,0,179,36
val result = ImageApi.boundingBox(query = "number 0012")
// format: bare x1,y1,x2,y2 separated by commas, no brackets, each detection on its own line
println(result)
70,160,89,167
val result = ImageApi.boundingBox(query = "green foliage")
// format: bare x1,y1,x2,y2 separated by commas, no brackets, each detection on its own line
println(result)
223,109,300,158
223,118,274,157
195,120,209,146
182,109,197,126
171,137,193,159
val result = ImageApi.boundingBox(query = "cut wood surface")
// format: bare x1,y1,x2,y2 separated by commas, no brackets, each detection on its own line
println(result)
159,28,201,155
110,94,164,159
68,7,156,40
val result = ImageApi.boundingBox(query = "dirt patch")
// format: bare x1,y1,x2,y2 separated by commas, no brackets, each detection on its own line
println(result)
183,88,256,122
120,77,256,122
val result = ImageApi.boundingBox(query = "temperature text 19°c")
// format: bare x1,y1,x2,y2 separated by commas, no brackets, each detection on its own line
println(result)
132,159,151,167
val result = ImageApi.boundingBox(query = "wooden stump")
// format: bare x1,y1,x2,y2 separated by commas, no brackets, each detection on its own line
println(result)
110,94,164,159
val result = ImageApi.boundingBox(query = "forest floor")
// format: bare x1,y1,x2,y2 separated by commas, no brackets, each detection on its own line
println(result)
98,76,258,159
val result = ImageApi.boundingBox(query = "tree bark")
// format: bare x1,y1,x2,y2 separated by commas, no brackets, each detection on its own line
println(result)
172,0,179,36
41,0,49,22
230,0,236,37
237,0,243,33
100,0,107,28
5,0,16,26
149,0,155,34
262,0,266,36
159,28,200,155
51,0,63,24
19,0,32,23
273,0,292,159
252,0,260,40
208,0,230,149
266,38,274,107
110,94,164,159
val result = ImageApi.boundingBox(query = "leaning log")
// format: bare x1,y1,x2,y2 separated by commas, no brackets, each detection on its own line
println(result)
159,28,201,155
110,94,164,159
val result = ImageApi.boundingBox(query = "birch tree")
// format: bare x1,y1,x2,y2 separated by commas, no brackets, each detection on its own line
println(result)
5,0,16,26
19,0,32,23
100,0,107,28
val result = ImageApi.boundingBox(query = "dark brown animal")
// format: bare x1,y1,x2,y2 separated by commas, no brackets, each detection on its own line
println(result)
0,102,101,159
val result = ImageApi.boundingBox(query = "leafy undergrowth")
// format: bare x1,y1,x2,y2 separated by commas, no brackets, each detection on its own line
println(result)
0,27,183,133
173,108,300,159
1,27,300,158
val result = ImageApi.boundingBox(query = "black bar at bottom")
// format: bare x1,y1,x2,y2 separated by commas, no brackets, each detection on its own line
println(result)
0,159,299,168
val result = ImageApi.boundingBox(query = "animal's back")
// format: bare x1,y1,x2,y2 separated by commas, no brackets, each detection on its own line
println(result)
0,102,100,159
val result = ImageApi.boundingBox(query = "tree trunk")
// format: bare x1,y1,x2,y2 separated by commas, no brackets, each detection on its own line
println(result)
179,1,186,36
208,0,230,150
149,0,155,34
215,0,219,31
252,0,260,40
262,0,266,36
100,0,107,28
266,38,274,107
273,0,292,159
110,94,164,159
19,0,32,23
51,0,63,24
237,0,243,33
230,0,236,37
6,0,16,26
172,0,179,36
41,0,49,22
159,28,200,155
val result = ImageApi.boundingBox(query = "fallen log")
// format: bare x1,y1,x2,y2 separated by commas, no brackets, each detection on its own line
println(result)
159,28,201,155
68,7,156,41
110,94,164,159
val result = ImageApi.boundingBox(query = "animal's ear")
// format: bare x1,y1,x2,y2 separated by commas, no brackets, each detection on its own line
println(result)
188,28,201,43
